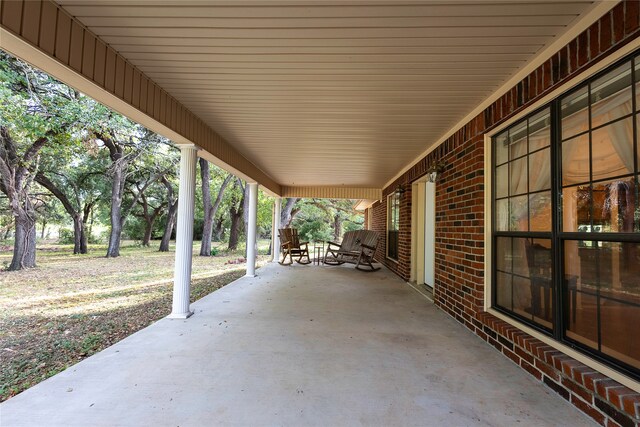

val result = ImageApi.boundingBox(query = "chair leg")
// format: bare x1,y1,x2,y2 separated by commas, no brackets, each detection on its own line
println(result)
279,248,293,265
296,249,311,265
355,254,380,272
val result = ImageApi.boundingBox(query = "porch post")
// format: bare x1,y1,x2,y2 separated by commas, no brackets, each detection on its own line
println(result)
246,182,259,277
271,197,282,263
168,144,197,319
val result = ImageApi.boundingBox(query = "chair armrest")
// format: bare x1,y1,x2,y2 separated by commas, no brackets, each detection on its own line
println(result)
360,243,377,251
280,240,291,248
299,241,309,245
326,241,341,248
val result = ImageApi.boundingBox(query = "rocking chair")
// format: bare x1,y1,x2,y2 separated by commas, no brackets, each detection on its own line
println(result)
278,228,311,265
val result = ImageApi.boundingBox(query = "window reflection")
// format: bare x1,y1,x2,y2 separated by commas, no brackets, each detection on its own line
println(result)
565,241,640,369
590,63,632,129
591,117,634,181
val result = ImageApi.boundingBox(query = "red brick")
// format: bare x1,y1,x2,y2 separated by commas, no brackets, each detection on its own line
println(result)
535,359,560,382
605,418,623,427
561,359,584,378
625,0,640,36
596,379,621,400
584,372,609,392
520,359,542,380
613,3,625,43
578,31,590,67
606,386,638,412
514,345,533,365
571,393,606,425
620,393,640,419
600,11,613,52
562,377,593,404
551,353,572,371
502,347,520,365
571,365,598,387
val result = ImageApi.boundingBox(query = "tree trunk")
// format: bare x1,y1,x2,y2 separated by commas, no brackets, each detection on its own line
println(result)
72,214,84,254
199,159,213,256
281,198,299,227
212,217,224,242
1,127,49,270
242,182,250,258
40,218,46,239
142,222,153,246
141,207,162,246
9,214,37,270
333,214,342,241
80,203,92,254
106,164,124,257
159,200,178,252
228,180,245,251
200,161,232,256
228,207,243,251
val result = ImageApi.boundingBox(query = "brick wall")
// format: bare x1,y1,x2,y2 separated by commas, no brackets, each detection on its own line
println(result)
368,2,640,426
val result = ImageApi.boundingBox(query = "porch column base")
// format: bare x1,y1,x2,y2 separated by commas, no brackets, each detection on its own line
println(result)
167,310,194,319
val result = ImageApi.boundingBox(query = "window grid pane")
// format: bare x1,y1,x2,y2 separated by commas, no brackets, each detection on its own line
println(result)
492,53,640,378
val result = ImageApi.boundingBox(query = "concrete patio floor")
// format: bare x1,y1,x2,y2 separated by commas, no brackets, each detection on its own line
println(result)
1,263,594,427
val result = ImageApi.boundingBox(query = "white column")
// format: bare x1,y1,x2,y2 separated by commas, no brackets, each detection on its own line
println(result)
168,144,197,319
271,197,282,263
246,182,259,277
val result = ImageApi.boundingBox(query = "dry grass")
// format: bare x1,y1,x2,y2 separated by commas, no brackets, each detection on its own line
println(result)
0,240,269,401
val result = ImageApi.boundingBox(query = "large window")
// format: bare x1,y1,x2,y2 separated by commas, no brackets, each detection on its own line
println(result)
492,52,640,379
387,192,400,260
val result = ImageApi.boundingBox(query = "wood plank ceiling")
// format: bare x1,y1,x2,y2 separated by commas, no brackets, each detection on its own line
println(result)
56,0,596,188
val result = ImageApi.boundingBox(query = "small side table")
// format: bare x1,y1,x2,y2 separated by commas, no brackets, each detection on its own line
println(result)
314,242,325,265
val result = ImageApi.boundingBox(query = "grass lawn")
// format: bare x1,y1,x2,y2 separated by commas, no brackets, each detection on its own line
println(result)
0,240,270,401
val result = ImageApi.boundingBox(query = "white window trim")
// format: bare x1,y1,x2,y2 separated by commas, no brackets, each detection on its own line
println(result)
483,38,640,393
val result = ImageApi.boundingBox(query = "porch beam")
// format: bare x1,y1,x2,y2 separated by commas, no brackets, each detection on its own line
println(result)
281,186,381,200
246,183,258,277
169,144,197,319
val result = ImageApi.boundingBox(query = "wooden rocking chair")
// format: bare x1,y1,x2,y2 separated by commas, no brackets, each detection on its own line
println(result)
278,228,311,265
324,230,380,272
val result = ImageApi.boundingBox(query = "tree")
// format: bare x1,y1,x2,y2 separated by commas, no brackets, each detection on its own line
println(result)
35,172,96,253
0,53,83,269
0,127,46,269
281,198,300,227
227,178,247,251
199,159,232,256
95,128,173,257
289,199,364,243
34,143,104,253
159,175,178,252
132,183,166,246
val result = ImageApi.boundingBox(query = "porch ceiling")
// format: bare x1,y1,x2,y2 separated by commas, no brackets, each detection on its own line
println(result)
56,0,599,188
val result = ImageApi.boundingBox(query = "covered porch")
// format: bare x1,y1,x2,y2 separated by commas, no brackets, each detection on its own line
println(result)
2,263,592,426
